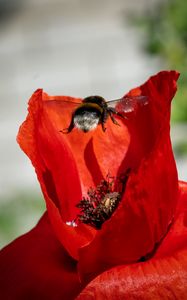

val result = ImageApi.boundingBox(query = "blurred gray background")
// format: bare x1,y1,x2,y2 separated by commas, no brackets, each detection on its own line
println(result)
0,0,186,248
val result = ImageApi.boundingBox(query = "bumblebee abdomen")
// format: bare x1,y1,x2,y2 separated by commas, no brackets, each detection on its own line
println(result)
74,105,101,132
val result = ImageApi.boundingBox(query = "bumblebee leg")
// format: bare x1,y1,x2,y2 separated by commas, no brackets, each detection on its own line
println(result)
108,111,120,126
60,117,75,134
100,111,107,132
101,122,107,132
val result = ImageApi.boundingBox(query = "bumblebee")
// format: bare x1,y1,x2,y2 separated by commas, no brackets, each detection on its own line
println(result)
61,95,148,133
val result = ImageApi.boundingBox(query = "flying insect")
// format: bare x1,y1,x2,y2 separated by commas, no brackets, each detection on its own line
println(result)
60,95,148,133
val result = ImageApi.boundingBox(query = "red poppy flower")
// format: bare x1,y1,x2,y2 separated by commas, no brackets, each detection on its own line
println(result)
0,70,187,299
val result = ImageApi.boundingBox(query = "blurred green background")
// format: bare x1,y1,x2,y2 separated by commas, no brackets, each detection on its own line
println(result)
133,0,187,123
130,0,187,160
0,192,45,247
0,0,187,248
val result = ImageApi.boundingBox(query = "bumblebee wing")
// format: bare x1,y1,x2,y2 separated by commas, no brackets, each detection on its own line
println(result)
107,95,148,113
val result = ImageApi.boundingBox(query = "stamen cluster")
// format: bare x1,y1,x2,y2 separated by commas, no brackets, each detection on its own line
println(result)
76,171,130,229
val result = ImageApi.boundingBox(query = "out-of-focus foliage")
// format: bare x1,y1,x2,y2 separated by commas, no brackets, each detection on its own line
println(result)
133,0,187,122
0,193,45,248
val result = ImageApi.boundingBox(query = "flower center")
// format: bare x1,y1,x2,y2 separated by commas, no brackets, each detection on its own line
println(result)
76,170,130,229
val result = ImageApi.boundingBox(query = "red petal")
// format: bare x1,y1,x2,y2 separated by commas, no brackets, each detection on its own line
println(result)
155,181,187,258
76,181,187,299
18,90,82,221
0,213,82,300
78,71,180,281
76,250,187,300
17,90,96,259
89,118,130,182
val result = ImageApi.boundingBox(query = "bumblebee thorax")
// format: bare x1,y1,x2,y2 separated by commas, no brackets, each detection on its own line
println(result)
82,95,106,107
